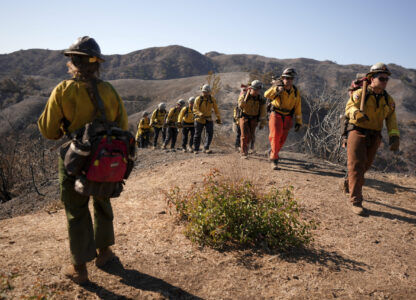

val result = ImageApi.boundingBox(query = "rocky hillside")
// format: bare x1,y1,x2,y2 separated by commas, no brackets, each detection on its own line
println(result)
1,45,415,120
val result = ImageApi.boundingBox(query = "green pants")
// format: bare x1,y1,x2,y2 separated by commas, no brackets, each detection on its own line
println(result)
59,158,115,265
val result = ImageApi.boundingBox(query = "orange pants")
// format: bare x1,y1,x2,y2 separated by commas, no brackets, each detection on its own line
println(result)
269,112,292,160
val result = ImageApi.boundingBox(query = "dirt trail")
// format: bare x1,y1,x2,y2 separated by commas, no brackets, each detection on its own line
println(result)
1,150,415,299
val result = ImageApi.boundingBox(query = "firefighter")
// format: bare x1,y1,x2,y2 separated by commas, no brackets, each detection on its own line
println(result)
150,102,167,149
345,63,399,215
193,84,222,154
233,106,242,151
136,111,151,148
37,36,128,284
178,97,196,152
238,80,267,158
264,68,302,170
162,99,185,151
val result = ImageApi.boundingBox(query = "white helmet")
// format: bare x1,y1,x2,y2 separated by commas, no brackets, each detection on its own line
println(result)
250,80,263,90
188,96,195,104
177,99,186,106
142,111,149,117
367,62,391,77
158,102,166,110
281,68,297,78
201,84,211,92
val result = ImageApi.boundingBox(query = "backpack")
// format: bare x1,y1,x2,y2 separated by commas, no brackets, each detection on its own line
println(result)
63,80,136,198
340,78,390,138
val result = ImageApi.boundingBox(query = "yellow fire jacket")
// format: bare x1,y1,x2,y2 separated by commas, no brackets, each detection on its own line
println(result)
238,92,267,126
345,87,399,136
150,108,167,128
264,86,302,125
135,118,151,139
38,79,128,140
178,106,195,124
193,95,221,124
233,107,240,124
165,107,181,127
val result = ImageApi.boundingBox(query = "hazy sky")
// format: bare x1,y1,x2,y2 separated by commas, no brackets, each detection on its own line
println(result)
1,0,415,68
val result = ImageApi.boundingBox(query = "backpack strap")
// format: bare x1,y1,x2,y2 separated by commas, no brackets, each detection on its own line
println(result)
293,85,298,98
89,80,107,122
364,89,389,108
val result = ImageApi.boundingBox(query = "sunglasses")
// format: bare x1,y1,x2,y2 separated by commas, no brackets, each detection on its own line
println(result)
377,76,389,82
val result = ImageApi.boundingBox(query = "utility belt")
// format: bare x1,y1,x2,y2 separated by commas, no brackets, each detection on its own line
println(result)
271,106,294,115
241,113,259,120
271,110,293,121
182,121,194,128
350,125,381,137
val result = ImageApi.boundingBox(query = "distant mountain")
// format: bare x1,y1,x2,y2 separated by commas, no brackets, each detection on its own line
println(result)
0,45,216,81
2,44,415,122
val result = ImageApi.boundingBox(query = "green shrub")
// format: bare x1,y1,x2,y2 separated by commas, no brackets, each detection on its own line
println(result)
166,170,315,251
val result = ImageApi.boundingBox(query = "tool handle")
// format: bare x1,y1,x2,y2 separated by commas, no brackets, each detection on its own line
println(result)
360,80,367,112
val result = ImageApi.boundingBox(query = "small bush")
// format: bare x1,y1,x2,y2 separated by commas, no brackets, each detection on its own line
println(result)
166,170,315,251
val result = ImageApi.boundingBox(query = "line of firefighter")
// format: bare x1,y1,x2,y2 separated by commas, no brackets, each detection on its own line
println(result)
136,64,399,217
38,35,401,287
135,84,221,153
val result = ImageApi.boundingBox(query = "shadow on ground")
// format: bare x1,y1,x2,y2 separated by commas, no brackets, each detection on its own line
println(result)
83,258,203,300
235,246,368,273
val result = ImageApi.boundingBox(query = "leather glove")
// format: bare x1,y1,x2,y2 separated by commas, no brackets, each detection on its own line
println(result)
389,136,400,152
216,119,222,124
354,110,369,122
294,123,301,132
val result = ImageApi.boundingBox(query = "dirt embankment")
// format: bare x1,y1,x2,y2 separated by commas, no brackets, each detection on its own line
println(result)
1,149,415,299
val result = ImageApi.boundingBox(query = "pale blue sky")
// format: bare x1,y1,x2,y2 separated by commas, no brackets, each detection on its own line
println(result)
1,0,415,68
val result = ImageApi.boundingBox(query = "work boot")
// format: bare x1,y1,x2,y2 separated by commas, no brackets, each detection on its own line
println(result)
152,146,156,150
351,203,365,216
161,144,167,150
204,149,212,154
271,159,279,170
63,263,88,284
95,247,116,268
182,148,187,153
341,178,349,194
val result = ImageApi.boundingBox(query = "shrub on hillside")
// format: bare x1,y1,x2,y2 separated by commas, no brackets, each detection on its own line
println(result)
166,170,315,251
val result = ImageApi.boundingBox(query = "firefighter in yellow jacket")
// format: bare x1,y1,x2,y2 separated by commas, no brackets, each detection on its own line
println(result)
37,37,128,284
178,97,195,152
136,111,152,148
150,102,167,149
238,80,267,158
345,63,399,215
264,68,302,170
162,99,185,151
193,84,221,154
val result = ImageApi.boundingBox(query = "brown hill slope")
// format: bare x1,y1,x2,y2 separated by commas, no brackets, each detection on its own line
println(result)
1,45,415,121
1,151,415,299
